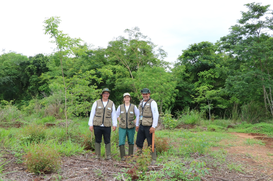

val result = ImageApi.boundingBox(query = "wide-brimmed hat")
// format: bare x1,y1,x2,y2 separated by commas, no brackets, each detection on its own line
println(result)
141,88,150,94
101,88,111,94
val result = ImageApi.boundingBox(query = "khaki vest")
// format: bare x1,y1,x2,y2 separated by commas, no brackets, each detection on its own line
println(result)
119,104,135,129
93,99,114,127
138,99,153,126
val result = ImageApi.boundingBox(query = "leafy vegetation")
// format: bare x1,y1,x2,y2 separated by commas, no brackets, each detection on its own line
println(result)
1,2,273,180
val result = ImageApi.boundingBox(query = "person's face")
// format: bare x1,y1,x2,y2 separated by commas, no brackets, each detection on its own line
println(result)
124,96,131,103
102,92,110,100
141,93,150,101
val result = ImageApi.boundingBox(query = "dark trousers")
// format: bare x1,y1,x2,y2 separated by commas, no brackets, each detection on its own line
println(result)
136,124,155,148
94,126,111,144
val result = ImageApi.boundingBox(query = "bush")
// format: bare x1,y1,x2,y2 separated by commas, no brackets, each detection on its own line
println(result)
21,99,43,117
0,100,23,122
44,103,64,119
23,144,61,174
162,111,178,129
155,136,170,154
36,116,56,125
241,101,266,123
20,125,46,145
178,109,202,125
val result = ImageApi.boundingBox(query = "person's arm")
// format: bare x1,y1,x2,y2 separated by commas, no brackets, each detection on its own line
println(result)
111,103,117,131
88,101,97,132
151,101,159,128
134,105,139,125
88,101,97,126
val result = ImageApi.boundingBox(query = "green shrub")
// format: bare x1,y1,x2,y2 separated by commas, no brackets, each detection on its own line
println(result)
0,100,23,122
127,147,152,180
21,99,43,117
181,138,209,156
20,125,46,144
36,116,56,125
241,101,266,123
23,144,61,174
162,111,178,129
178,109,202,125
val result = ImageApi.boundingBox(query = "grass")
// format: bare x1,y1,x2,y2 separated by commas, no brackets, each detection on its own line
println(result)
1,116,273,180
244,138,265,146
230,122,273,136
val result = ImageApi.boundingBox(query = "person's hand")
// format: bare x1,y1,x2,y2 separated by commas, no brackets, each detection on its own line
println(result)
149,127,155,134
112,126,116,131
89,126,94,132
136,126,139,132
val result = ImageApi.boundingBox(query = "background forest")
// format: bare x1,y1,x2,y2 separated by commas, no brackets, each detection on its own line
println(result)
1,2,273,123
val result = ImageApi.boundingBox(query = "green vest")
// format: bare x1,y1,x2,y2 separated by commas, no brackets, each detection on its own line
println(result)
119,104,135,129
93,99,113,127
138,99,153,126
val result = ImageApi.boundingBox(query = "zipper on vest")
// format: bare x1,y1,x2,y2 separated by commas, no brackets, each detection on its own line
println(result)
125,104,131,128
101,99,109,125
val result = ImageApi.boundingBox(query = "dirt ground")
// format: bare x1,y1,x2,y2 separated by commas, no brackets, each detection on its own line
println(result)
209,132,273,181
1,132,273,181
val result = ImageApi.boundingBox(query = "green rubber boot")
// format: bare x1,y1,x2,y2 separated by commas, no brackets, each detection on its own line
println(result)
119,145,125,161
105,143,111,160
95,143,101,160
129,144,134,156
151,148,156,165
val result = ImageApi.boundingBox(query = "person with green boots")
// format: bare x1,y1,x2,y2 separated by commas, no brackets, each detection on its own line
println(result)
88,88,117,160
136,88,159,165
116,93,139,161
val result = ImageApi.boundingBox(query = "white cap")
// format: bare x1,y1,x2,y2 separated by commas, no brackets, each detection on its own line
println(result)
123,92,131,97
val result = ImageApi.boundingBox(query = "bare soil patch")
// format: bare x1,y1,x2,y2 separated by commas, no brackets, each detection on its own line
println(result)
211,132,273,180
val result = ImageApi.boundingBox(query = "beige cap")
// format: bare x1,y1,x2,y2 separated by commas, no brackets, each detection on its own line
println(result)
123,92,131,97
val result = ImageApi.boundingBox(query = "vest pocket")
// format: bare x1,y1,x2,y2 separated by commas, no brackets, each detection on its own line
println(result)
96,107,103,114
106,107,112,117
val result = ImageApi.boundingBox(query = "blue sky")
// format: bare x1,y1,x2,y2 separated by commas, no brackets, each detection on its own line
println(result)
1,0,272,65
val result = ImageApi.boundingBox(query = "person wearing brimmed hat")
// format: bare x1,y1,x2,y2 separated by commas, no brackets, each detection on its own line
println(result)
136,88,158,165
116,92,139,161
88,88,117,160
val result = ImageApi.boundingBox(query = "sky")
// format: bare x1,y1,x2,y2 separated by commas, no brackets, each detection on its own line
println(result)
1,0,273,65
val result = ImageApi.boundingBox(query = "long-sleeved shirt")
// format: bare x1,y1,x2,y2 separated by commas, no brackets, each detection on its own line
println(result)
88,100,117,127
116,104,139,125
136,100,159,128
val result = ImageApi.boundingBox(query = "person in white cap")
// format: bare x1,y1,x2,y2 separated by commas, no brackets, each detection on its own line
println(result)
116,92,139,161
88,88,117,160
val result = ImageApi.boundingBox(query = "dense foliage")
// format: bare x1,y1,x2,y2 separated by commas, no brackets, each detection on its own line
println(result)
0,2,273,122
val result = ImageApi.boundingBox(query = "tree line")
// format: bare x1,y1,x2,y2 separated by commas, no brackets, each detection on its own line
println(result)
1,2,273,122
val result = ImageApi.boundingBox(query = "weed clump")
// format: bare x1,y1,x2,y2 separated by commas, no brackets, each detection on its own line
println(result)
23,144,61,174
20,124,46,144
155,136,170,154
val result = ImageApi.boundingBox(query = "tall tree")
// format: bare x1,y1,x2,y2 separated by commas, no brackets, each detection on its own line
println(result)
44,17,82,132
219,2,273,116
0,52,28,101
173,42,228,117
